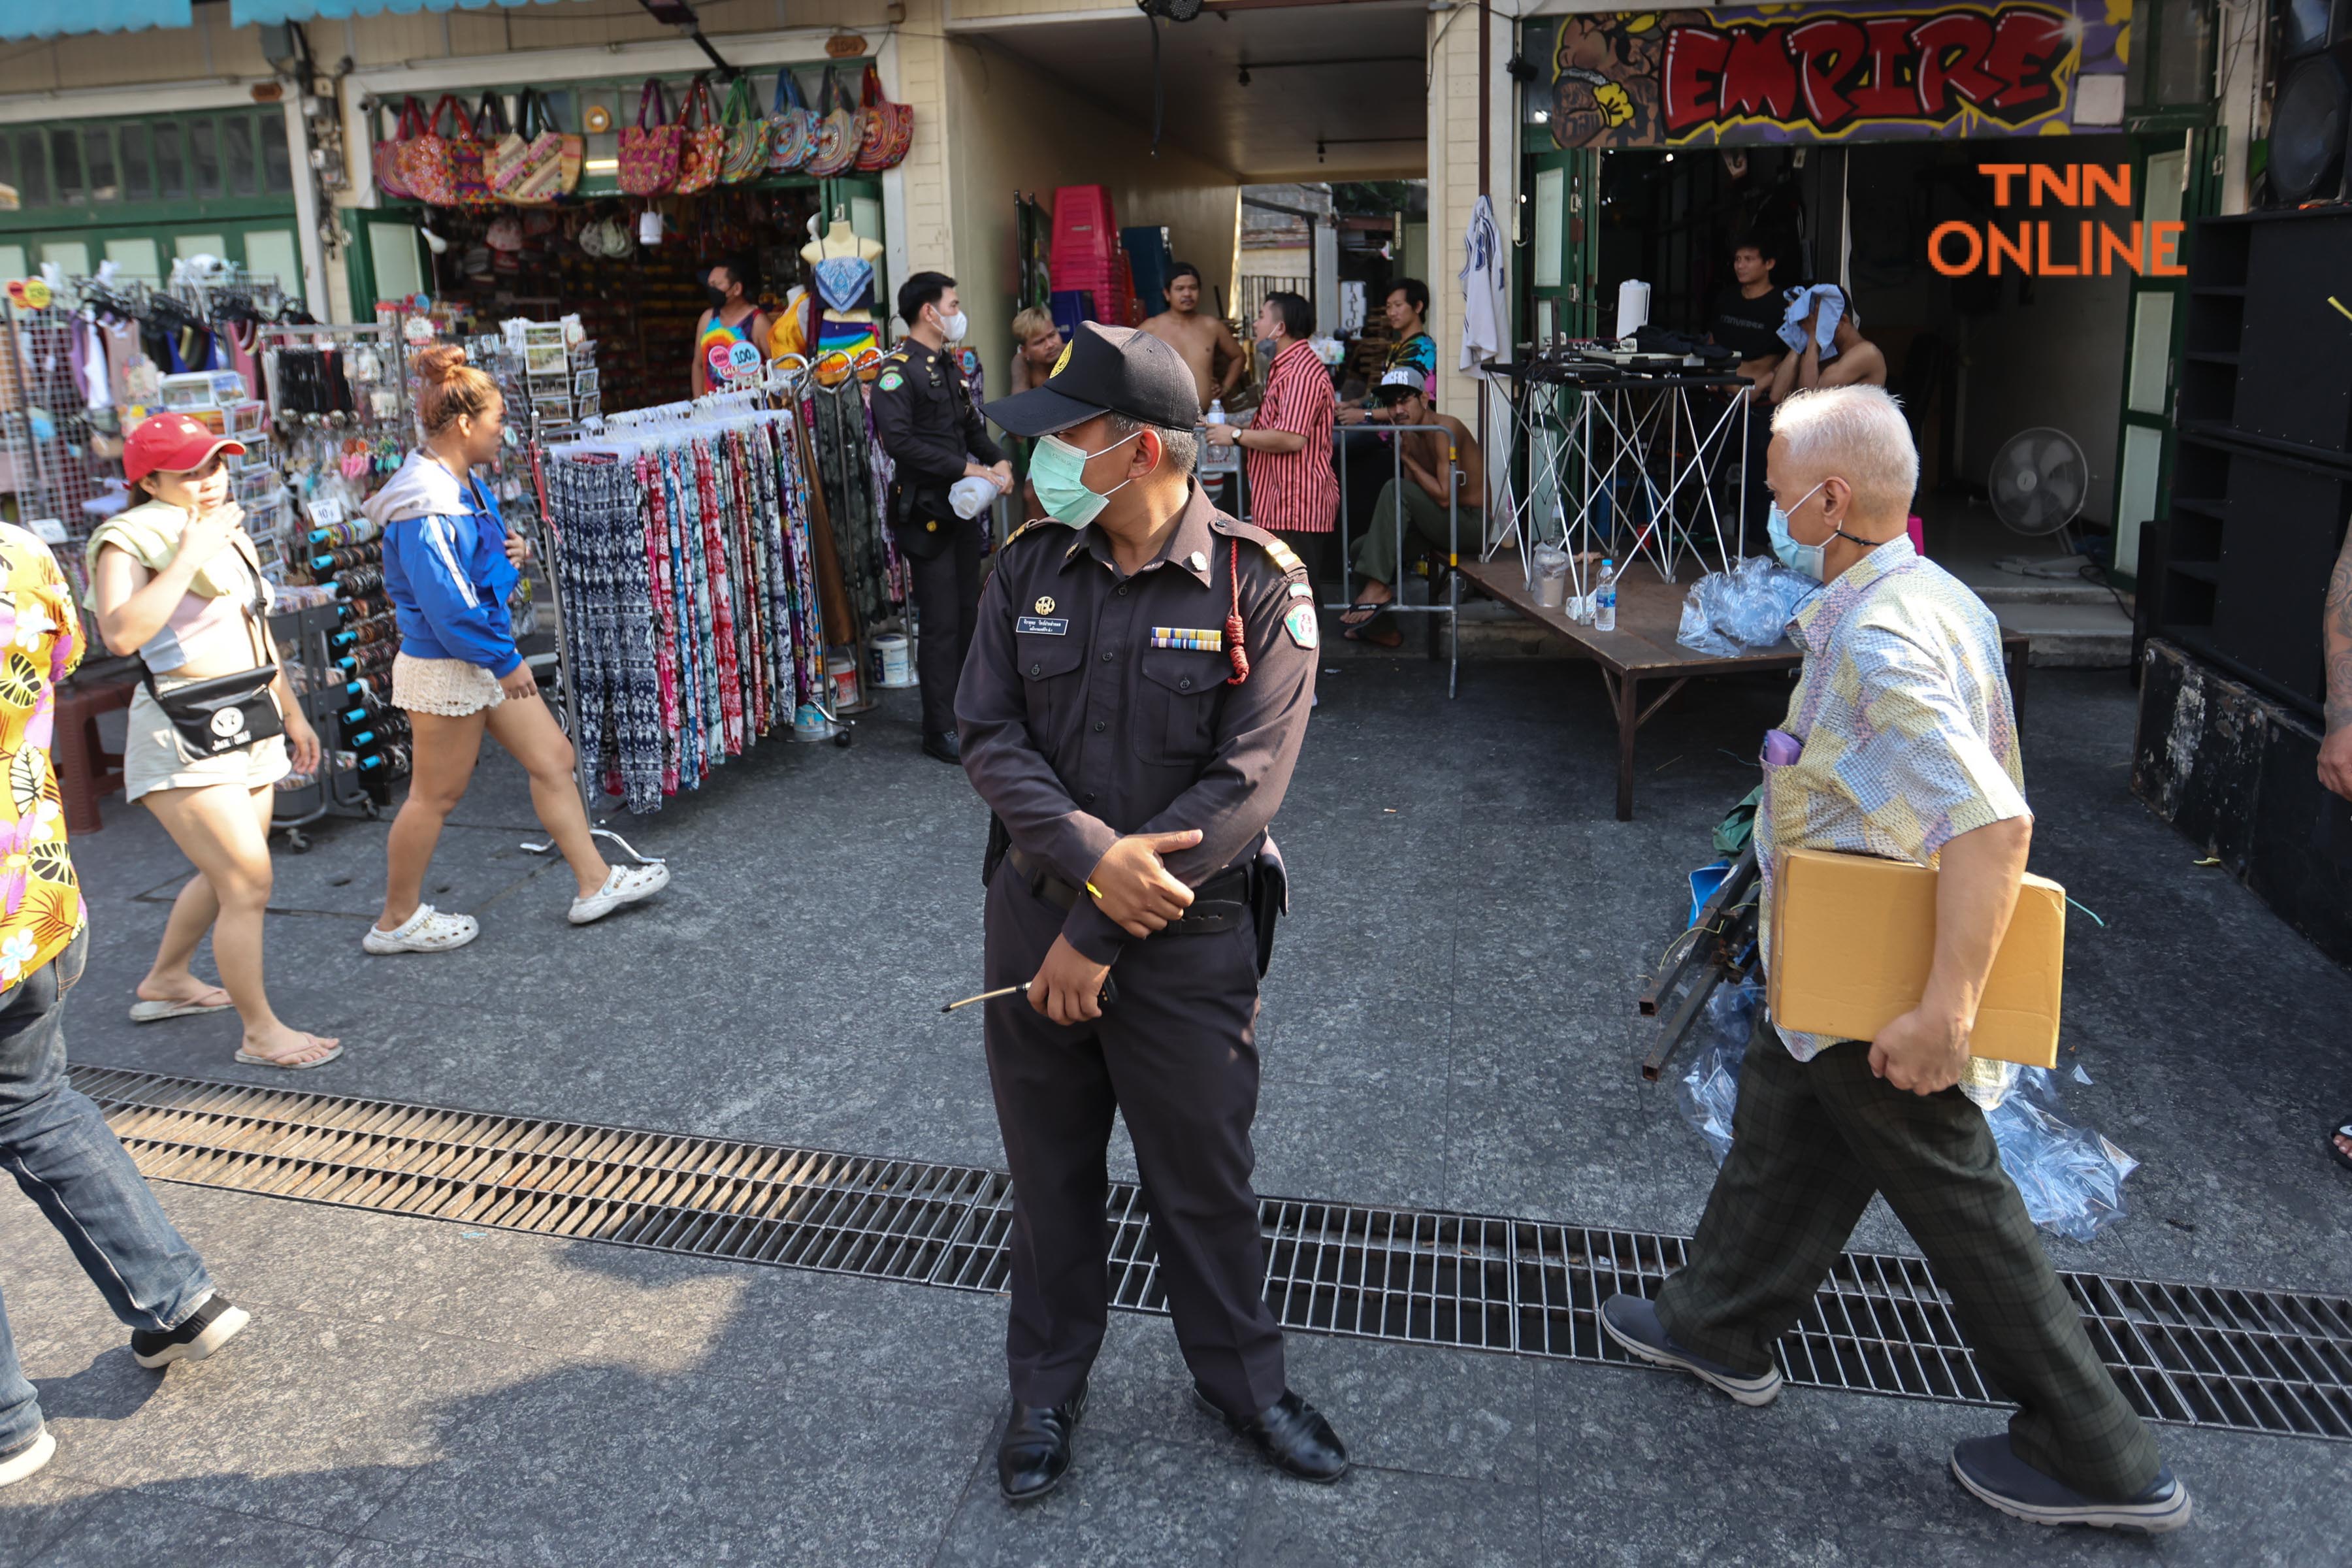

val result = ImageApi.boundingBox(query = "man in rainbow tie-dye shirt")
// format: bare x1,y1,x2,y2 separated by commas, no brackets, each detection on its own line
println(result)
0,523,254,1492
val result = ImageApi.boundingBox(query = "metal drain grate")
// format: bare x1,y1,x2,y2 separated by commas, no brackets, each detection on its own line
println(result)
73,1066,2352,1443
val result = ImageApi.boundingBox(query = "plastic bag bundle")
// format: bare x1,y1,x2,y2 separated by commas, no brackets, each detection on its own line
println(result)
1674,555,1820,657
1670,978,1761,1165
1673,979,2140,1241
1983,1068,2140,1243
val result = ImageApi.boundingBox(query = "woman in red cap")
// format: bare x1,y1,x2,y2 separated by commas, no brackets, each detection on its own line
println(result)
86,413,339,1070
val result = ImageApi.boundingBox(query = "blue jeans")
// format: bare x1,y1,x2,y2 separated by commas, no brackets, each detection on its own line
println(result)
0,932,214,1450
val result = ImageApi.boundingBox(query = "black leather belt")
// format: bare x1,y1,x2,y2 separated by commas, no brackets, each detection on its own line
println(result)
1005,845,1249,932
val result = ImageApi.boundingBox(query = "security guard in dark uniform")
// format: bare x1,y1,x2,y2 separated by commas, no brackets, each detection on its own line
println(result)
870,272,1011,763
963,323,1347,1503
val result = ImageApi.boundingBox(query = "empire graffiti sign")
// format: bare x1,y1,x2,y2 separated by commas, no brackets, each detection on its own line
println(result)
1545,2,2127,148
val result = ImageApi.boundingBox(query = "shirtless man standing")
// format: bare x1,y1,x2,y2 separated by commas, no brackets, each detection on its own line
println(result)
1139,263,1244,415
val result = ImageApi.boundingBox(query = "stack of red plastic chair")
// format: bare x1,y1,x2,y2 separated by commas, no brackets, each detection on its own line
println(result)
1051,185,1134,324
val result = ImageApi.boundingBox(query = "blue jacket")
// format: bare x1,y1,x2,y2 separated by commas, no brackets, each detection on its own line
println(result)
365,451,523,678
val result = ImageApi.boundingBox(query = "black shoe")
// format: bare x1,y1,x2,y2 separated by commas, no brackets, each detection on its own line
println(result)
1193,1385,1349,1482
131,1294,250,1369
923,730,962,764
997,1381,1086,1503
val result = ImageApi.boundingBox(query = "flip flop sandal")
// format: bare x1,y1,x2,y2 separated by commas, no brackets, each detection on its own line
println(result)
2330,1119,2352,1173
234,1036,344,1071
1338,598,1386,628
1341,606,1403,647
129,990,234,1023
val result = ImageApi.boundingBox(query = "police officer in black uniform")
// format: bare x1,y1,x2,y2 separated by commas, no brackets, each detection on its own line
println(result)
870,271,1011,763
962,323,1347,1503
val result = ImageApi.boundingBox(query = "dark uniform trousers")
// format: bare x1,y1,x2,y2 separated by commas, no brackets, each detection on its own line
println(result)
1656,1007,2162,1501
904,515,986,740
980,862,1286,1419
958,484,1316,1422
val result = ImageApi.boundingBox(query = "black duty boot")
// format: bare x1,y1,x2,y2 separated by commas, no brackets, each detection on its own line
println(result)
997,1381,1086,1503
1194,1385,1350,1482
923,730,962,764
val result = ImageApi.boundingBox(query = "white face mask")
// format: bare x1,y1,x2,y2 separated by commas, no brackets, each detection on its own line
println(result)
932,304,968,342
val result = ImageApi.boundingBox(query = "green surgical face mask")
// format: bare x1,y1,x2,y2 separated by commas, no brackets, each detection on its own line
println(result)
1029,429,1139,527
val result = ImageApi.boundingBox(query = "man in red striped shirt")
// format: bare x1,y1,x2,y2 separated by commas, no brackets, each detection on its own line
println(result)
1203,293,1337,594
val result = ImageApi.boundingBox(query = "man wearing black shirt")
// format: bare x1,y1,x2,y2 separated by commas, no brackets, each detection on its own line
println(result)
1708,237,1783,549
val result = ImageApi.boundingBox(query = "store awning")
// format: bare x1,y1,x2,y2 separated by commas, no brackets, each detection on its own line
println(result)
0,0,191,41
229,0,573,24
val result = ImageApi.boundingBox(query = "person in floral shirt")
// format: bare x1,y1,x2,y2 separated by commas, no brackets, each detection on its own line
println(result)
0,522,254,1492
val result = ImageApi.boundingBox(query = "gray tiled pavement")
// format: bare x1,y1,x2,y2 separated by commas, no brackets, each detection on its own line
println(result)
4,655,2351,1563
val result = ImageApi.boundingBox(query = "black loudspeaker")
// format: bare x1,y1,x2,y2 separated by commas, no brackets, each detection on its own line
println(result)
2234,215,2352,453
2272,0,2352,204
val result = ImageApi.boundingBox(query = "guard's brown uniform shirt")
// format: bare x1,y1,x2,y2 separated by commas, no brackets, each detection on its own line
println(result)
956,481,1319,963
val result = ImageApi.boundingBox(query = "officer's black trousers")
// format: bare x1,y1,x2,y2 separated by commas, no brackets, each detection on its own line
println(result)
908,521,984,739
980,862,1288,1419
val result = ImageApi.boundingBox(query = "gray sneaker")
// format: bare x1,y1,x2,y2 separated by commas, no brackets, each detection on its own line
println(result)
0,1427,54,1488
1599,1292,1784,1407
1950,1435,2192,1533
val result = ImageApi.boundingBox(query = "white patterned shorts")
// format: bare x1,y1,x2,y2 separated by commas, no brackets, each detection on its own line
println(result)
391,653,506,717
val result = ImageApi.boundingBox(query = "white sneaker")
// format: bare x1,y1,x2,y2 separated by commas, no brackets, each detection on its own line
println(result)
363,904,481,955
568,862,671,926
0,1426,55,1488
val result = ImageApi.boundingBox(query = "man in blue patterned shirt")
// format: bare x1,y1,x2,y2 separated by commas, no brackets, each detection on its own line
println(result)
1600,387,2191,1534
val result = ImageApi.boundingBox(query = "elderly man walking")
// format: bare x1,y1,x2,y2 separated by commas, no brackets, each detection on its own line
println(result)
1601,387,2190,1535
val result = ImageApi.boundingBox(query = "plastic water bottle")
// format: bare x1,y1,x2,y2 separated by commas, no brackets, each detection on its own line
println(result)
1207,396,1225,425
1595,559,1618,631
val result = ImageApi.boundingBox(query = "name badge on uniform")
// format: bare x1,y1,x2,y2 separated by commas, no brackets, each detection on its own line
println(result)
1017,615,1069,636
1149,627,1224,652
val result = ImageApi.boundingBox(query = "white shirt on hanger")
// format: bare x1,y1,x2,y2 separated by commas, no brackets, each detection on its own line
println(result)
1459,194,1507,373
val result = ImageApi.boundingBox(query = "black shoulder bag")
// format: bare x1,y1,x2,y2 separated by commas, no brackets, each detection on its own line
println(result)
145,540,286,761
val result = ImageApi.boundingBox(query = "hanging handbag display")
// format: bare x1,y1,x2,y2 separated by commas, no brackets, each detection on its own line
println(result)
490,88,566,204
397,94,470,208
618,78,683,197
803,69,862,178
372,96,427,199
144,549,285,762
449,92,502,207
673,74,727,195
718,74,772,184
765,68,813,174
549,93,585,195
853,65,913,172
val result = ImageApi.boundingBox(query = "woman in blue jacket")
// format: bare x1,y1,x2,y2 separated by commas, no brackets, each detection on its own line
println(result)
360,346,668,954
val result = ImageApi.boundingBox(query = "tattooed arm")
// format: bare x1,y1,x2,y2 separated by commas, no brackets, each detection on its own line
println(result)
2322,522,2352,800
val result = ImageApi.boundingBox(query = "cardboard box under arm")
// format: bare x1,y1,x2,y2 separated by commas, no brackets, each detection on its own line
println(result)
1767,848,2064,1069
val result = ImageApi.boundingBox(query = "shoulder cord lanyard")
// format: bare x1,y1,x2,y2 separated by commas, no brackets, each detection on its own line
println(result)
1224,540,1249,686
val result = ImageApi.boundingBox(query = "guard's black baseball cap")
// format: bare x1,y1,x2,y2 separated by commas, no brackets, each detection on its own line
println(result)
985,322,1203,436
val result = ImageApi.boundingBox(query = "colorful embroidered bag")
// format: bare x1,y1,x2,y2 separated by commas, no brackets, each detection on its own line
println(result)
718,75,772,184
803,69,862,178
371,96,427,199
451,91,506,207
618,78,683,197
853,66,913,172
765,69,813,174
397,94,471,208
673,75,727,195
490,89,567,204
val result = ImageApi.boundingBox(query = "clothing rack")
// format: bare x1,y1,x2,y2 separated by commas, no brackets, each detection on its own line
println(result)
538,393,843,817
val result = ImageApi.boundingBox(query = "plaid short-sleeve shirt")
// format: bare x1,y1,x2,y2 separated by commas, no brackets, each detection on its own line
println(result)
1757,536,2029,1066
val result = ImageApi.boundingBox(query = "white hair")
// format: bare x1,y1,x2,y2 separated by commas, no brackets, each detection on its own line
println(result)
1771,385,1917,522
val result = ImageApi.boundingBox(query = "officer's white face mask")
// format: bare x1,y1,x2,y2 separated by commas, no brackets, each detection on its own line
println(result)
1031,429,1141,527
931,302,969,342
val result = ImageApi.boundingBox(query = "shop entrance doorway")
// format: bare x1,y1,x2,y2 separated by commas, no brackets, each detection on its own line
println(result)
1586,137,2144,576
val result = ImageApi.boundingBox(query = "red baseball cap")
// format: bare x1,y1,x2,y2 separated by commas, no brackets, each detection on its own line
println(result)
123,412,246,485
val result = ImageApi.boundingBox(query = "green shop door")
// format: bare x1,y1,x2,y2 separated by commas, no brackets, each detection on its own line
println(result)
2110,129,2219,584
1524,147,1599,345
346,214,431,319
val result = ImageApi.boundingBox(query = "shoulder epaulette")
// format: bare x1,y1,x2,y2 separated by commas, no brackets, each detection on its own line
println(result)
1001,517,1062,552
1208,513,1307,578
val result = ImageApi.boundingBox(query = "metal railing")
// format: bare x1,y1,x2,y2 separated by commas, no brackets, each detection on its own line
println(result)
1205,418,1463,697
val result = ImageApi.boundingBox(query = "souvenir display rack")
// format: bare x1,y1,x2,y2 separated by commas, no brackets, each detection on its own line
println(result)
260,319,413,832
